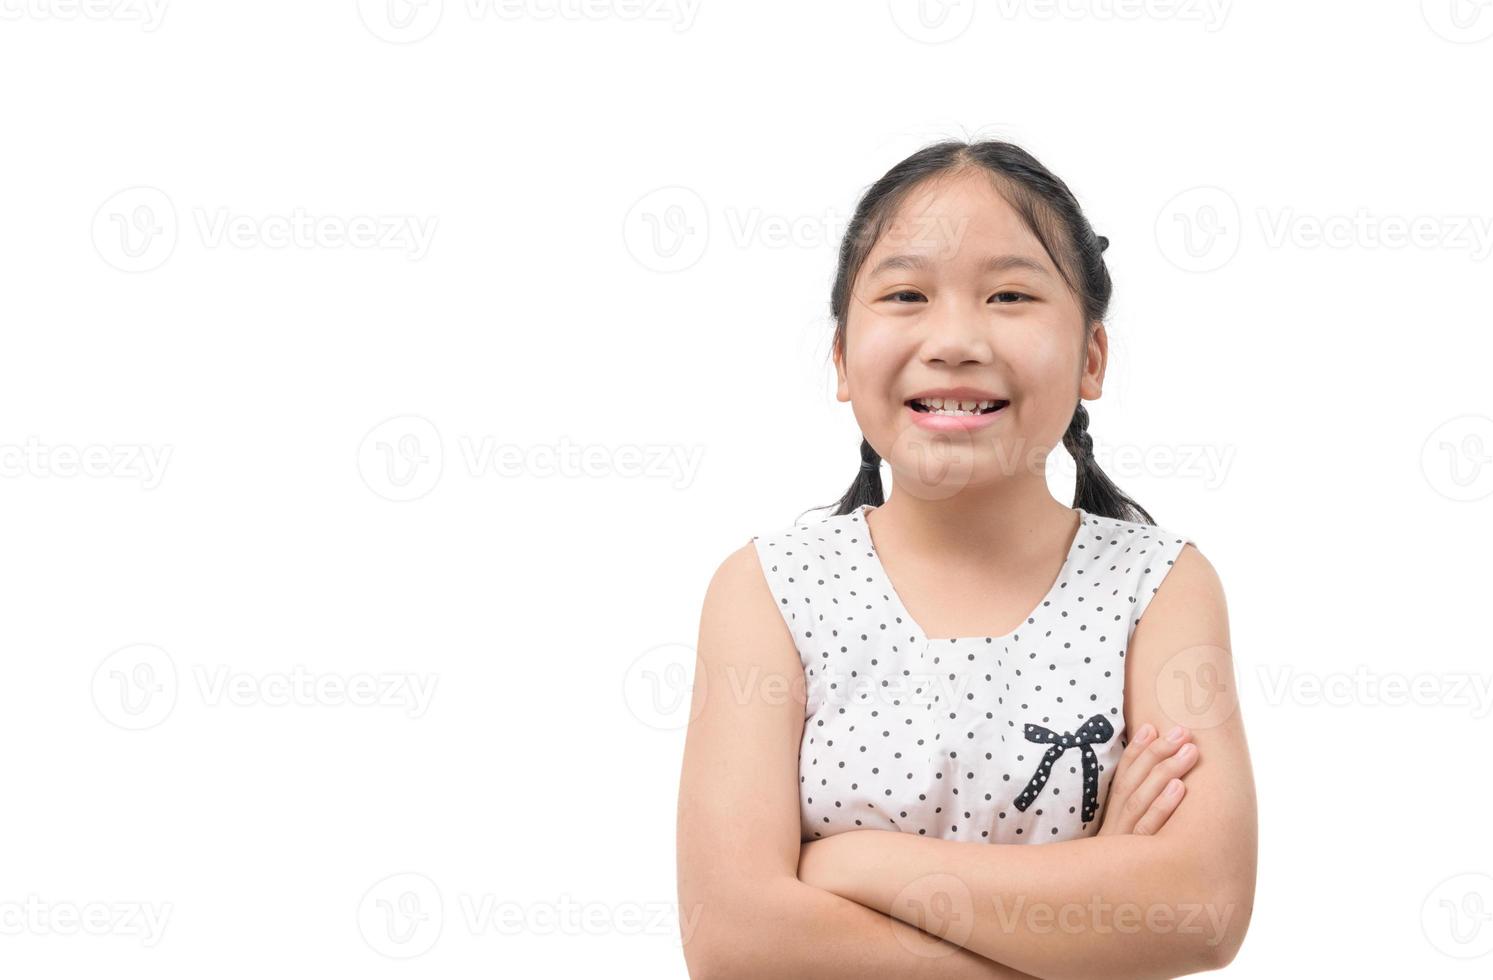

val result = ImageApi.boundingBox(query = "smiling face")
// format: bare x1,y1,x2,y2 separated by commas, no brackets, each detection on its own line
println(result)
833,167,1108,499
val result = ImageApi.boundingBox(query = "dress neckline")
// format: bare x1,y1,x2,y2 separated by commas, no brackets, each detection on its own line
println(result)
854,502,1088,644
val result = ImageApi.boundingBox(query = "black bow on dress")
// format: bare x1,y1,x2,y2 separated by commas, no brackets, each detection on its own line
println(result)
1011,714,1115,823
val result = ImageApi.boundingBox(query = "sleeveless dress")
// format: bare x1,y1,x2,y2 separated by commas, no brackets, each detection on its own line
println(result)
751,503,1194,845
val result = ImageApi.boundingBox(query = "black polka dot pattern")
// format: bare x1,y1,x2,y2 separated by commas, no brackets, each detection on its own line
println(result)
750,504,1193,844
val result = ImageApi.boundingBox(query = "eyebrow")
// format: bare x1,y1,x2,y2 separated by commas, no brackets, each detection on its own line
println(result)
866,252,1054,280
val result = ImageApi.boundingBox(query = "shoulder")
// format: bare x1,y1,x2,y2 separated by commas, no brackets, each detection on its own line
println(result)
696,539,803,680
1080,508,1194,560
1120,528,1234,738
1146,540,1227,635
705,539,774,605
1127,526,1229,657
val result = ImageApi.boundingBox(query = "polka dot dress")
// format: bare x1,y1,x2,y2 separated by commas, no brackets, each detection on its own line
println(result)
751,503,1193,845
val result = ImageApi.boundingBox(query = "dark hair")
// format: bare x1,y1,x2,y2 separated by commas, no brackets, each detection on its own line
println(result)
810,138,1155,526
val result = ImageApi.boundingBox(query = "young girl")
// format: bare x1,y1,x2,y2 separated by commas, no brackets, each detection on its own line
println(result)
677,140,1257,979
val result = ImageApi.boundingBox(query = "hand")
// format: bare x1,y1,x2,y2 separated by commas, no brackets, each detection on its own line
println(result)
1097,723,1199,837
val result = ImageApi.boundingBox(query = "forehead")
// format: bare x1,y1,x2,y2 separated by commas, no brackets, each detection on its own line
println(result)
863,169,1052,276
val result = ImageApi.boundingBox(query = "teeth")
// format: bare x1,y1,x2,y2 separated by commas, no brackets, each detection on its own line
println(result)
916,397,1002,416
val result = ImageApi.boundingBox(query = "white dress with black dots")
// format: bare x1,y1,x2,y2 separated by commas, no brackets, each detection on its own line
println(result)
751,503,1193,844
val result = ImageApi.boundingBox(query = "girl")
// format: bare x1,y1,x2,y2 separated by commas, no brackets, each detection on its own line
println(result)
677,140,1257,979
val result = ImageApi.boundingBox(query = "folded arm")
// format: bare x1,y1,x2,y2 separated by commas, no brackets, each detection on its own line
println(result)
677,542,1042,979
797,544,1258,980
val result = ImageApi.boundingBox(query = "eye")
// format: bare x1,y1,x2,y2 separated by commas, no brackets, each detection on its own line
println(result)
882,289,927,303
989,291,1032,304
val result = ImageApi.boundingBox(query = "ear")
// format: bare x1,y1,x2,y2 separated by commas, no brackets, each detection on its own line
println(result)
833,337,851,403
1079,320,1107,401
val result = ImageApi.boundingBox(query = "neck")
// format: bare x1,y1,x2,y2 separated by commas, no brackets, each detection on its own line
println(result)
869,477,1077,566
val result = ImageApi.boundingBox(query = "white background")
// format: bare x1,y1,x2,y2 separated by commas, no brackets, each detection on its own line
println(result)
3,1,1491,976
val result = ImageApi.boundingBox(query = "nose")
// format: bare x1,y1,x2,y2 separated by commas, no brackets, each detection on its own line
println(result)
919,298,994,366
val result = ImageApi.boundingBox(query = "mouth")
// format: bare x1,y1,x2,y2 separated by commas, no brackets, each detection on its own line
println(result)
905,396,1010,417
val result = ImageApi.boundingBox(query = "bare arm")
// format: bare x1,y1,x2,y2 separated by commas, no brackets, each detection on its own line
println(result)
676,542,1041,979
796,544,1258,980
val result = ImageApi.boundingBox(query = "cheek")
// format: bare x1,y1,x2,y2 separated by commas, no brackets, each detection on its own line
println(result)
843,319,907,395
1008,328,1083,430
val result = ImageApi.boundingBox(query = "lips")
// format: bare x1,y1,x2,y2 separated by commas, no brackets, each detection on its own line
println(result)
905,386,1007,402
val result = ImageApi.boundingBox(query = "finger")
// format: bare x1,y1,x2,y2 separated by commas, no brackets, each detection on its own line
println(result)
1119,723,1158,769
1110,723,1156,784
1127,741,1201,823
1132,779,1186,836
1111,724,1191,802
